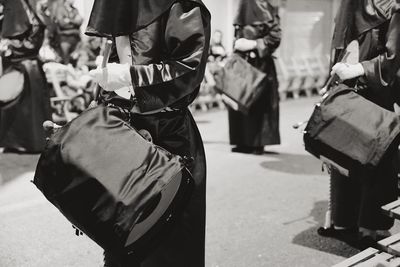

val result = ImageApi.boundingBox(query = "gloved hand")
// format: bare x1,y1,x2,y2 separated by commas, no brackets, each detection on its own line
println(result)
234,38,257,52
331,62,365,81
89,63,132,91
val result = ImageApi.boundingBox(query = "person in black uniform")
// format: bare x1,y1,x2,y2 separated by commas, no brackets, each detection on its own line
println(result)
0,2,4,31
50,0,83,64
209,30,227,62
228,0,281,155
87,0,210,266
318,0,400,249
0,0,51,153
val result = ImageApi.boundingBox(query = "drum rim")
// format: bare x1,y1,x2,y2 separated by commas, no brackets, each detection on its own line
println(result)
125,170,183,245
0,70,25,104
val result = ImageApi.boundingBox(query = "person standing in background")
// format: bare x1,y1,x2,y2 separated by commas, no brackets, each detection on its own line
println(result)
0,0,51,153
318,0,400,249
209,30,227,63
52,0,83,64
228,0,281,155
0,1,4,75
85,36,103,69
0,2,3,31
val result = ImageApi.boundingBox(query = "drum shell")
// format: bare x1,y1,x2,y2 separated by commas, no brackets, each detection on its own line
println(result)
0,68,24,104
33,104,193,256
304,84,400,173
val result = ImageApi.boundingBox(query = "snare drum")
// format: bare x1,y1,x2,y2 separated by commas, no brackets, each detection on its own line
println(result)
304,84,400,174
214,54,267,114
0,69,24,104
33,104,194,258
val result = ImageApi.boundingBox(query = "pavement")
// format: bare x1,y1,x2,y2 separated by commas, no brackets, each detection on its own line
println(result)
1,97,398,267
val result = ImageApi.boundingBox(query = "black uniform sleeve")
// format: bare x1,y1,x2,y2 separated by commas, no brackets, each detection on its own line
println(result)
361,9,400,91
129,2,211,112
256,11,281,58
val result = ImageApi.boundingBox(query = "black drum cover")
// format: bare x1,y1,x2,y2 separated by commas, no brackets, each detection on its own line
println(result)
33,104,194,257
304,84,400,174
214,53,267,114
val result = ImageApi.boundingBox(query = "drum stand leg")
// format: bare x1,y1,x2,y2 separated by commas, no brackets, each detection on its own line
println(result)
322,165,333,229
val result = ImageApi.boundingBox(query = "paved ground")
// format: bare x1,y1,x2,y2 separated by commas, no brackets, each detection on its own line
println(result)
1,97,398,267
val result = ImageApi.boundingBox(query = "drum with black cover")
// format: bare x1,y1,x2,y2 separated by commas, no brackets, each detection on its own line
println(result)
33,103,194,258
304,84,400,175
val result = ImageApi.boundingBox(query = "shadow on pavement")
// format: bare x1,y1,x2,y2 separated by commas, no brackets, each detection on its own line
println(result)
0,153,40,185
260,153,323,175
292,200,360,258
195,120,211,124
203,140,230,145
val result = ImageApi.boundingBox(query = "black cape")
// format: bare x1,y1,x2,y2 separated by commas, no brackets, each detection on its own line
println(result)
86,0,207,37
1,0,46,38
0,0,51,152
1,0,31,38
233,0,278,26
333,0,394,49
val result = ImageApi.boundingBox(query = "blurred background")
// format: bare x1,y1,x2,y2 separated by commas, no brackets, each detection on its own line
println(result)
75,0,340,59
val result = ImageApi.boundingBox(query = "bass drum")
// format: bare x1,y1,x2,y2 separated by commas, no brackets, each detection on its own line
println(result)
0,69,24,104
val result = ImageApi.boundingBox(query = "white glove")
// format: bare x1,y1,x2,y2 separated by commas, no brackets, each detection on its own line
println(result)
234,38,257,52
89,63,132,91
331,62,365,81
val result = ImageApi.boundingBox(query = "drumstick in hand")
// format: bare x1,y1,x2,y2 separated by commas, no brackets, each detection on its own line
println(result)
292,120,308,130
93,40,113,102
319,51,351,95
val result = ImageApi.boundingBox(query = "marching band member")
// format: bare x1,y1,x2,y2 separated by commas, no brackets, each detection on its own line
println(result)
0,0,51,153
0,1,3,32
51,0,83,64
87,0,210,266
228,0,281,155
318,0,400,249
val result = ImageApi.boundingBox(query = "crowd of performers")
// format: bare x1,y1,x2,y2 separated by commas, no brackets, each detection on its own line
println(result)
0,0,101,153
0,0,51,153
1,0,400,266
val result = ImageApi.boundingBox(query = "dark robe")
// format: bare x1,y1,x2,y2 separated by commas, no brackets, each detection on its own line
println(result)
0,0,51,153
228,0,281,148
46,0,82,64
0,3,3,31
86,1,210,266
329,0,400,230
209,42,226,62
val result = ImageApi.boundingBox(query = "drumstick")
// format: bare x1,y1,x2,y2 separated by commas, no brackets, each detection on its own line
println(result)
94,40,113,102
293,52,353,131
319,51,351,95
292,120,308,130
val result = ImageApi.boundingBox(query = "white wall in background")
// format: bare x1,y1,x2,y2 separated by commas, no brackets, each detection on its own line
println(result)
73,0,94,32
74,0,341,59
74,0,238,50
203,0,236,51
279,0,341,59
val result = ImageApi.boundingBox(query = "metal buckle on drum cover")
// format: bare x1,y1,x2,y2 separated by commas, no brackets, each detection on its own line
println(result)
320,156,350,177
